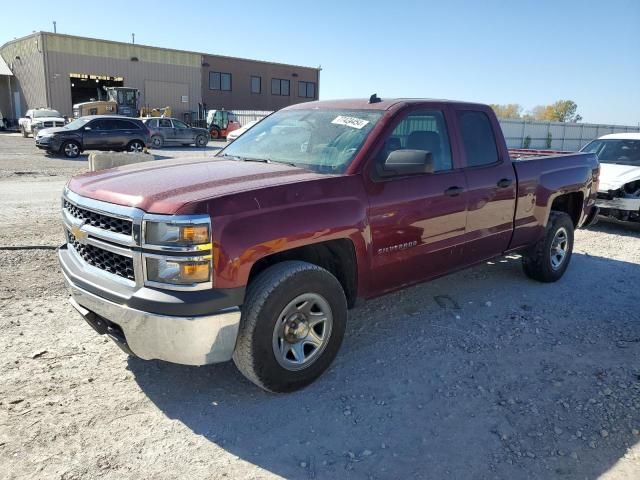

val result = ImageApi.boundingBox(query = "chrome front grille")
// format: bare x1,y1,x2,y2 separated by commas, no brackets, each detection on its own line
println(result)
67,232,135,281
63,199,133,235
62,188,212,291
62,190,142,286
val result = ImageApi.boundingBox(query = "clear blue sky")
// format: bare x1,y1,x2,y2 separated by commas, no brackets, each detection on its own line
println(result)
3,0,639,125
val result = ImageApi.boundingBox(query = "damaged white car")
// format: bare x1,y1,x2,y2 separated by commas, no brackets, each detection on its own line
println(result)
581,133,640,223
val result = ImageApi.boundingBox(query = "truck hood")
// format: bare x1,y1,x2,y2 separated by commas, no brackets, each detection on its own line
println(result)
67,157,327,214
598,163,640,191
32,116,66,123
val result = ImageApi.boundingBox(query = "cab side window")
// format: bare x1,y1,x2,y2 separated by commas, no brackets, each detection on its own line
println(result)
376,110,453,173
456,110,499,167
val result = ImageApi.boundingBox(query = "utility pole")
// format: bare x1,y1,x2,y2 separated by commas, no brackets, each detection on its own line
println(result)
53,21,56,33
132,33,135,44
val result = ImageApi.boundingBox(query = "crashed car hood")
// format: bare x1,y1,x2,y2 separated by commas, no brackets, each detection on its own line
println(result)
67,157,327,214
598,163,640,191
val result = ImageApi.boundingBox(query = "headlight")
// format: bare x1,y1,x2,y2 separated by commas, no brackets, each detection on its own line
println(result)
142,216,213,289
144,221,210,247
145,256,211,285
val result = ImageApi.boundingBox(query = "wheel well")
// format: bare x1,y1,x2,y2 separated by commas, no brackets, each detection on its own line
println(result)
551,192,583,226
248,239,358,308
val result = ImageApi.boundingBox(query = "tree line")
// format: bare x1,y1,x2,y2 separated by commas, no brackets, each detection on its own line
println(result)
490,100,582,123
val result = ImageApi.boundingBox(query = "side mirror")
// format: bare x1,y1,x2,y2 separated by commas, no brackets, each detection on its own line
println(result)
380,149,434,177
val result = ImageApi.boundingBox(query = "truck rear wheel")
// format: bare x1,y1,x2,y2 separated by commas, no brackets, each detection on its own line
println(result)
233,261,347,393
522,211,574,282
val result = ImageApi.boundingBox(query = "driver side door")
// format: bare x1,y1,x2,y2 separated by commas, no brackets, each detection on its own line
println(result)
172,119,194,143
366,106,468,295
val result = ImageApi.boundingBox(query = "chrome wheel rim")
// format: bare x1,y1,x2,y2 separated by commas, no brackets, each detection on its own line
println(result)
151,136,162,147
272,293,333,371
550,227,569,270
129,142,143,152
65,143,79,156
197,136,206,146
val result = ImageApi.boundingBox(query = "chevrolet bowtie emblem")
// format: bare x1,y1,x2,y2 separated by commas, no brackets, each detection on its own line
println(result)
71,222,88,244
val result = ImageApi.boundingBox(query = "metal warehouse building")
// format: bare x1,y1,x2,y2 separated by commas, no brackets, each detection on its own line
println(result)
0,32,319,122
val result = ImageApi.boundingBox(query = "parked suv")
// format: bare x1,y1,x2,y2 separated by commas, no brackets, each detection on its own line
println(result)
36,115,150,158
142,117,209,148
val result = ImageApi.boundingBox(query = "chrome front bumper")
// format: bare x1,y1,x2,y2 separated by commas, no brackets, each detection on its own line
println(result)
596,196,640,211
62,257,241,366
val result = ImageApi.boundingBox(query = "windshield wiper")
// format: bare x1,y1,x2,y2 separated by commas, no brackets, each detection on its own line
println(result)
220,154,300,168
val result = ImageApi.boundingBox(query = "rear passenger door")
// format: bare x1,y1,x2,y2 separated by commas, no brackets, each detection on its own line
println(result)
110,119,142,148
366,106,469,294
453,108,517,264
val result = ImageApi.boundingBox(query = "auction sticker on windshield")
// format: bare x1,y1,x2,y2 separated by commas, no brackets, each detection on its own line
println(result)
331,116,370,129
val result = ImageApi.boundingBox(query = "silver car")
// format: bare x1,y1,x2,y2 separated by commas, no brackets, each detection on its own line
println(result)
143,117,210,148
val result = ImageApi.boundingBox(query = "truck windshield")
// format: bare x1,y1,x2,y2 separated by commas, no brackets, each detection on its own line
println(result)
219,109,383,173
581,139,640,166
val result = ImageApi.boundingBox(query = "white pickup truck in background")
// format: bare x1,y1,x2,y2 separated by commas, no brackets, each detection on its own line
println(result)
18,108,66,138
581,133,640,223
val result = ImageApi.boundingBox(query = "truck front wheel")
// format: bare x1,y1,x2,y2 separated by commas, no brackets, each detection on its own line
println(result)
522,211,574,282
233,261,347,393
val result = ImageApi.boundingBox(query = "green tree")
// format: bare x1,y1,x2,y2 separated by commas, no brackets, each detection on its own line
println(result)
529,100,582,123
490,104,523,119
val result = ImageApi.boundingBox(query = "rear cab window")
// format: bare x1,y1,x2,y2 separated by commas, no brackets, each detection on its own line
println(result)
456,110,499,167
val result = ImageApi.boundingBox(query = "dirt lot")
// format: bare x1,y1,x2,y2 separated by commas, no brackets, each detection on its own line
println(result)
0,133,638,479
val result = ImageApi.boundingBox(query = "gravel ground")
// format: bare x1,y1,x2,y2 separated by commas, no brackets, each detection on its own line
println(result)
0,133,638,479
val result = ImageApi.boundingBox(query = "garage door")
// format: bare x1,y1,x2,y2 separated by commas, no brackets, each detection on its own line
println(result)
144,80,188,115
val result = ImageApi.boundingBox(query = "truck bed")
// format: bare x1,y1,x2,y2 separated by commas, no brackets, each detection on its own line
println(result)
508,151,599,250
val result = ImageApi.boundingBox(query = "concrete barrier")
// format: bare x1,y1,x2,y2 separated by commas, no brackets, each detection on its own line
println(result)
89,152,154,172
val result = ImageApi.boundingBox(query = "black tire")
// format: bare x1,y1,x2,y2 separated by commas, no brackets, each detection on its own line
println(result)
60,141,80,158
151,135,163,148
522,211,574,282
210,127,221,140
127,140,145,153
195,134,209,147
233,261,347,393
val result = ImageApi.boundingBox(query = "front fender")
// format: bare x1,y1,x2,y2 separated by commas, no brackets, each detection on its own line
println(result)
209,175,370,292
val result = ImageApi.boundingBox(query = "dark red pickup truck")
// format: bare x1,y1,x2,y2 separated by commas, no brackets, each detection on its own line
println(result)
59,97,599,392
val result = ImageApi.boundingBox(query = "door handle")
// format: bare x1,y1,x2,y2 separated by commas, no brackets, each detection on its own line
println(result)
497,178,513,188
445,186,464,197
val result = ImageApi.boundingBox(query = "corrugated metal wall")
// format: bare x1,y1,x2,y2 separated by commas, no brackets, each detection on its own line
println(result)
499,119,640,151
42,33,201,117
0,33,47,118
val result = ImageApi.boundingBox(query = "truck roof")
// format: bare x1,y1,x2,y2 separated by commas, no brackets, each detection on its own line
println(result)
285,97,488,111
